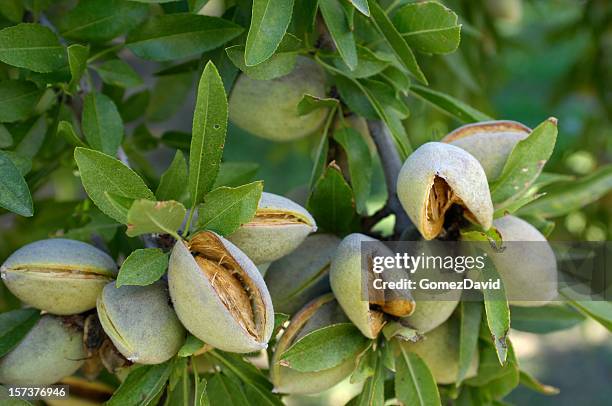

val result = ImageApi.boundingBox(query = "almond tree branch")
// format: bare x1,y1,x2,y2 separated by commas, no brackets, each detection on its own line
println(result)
367,119,416,237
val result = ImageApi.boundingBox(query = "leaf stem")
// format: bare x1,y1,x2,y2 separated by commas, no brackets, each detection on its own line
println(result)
183,207,195,238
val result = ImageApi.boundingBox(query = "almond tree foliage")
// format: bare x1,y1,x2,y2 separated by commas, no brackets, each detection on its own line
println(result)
0,1,610,405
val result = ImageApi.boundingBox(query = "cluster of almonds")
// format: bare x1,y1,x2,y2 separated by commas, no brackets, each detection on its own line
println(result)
0,119,558,395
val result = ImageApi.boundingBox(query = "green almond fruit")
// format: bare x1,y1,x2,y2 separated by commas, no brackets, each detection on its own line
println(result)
229,56,328,141
442,120,531,181
485,215,558,307
227,192,317,265
399,316,478,385
1,238,117,315
271,294,356,394
97,281,186,364
0,315,85,385
168,231,274,353
397,142,494,240
400,242,462,333
265,233,340,314
330,233,415,339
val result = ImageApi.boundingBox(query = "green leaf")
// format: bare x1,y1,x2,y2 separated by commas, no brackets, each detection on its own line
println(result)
208,351,282,406
353,353,384,406
197,181,263,236
297,94,339,116
519,215,556,237
473,343,519,399
518,165,612,218
226,34,301,80
466,340,519,395
74,147,155,224
349,0,370,16
165,357,190,406
479,254,510,364
0,308,40,357
59,0,149,43
457,301,482,385
245,0,294,66
330,46,389,78
126,14,243,61
156,151,189,202
116,248,169,287
121,90,150,123
147,72,194,122
279,323,368,372
510,305,585,334
67,44,89,92
0,152,33,217
126,199,186,238
207,373,250,406
0,0,23,22
410,84,492,123
189,62,228,207
334,75,377,119
395,346,441,406
0,23,66,73
519,370,559,395
351,348,376,384
560,288,612,332
63,208,120,242
106,362,173,406
0,80,42,123
320,0,358,70
307,163,355,233
1,151,31,176
15,115,47,159
178,335,205,357
360,78,411,159
82,92,124,156
368,1,427,84
333,127,372,214
93,59,144,88
393,2,461,54
490,118,558,204
493,192,544,218
0,124,13,148
214,162,260,188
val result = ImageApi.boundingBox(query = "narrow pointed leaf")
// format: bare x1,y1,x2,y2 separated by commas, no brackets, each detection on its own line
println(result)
491,118,558,204
74,147,155,224
126,14,243,61
197,181,263,236
410,84,492,123
67,44,89,92
320,0,358,70
396,346,441,406
60,0,149,43
245,0,294,66
0,80,42,123
0,309,41,357
0,152,33,217
0,23,66,73
126,199,186,238
188,62,228,207
368,1,427,84
156,150,189,201
457,301,482,385
82,92,124,156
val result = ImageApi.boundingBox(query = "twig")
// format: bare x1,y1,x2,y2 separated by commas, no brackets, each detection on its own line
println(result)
367,120,415,237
